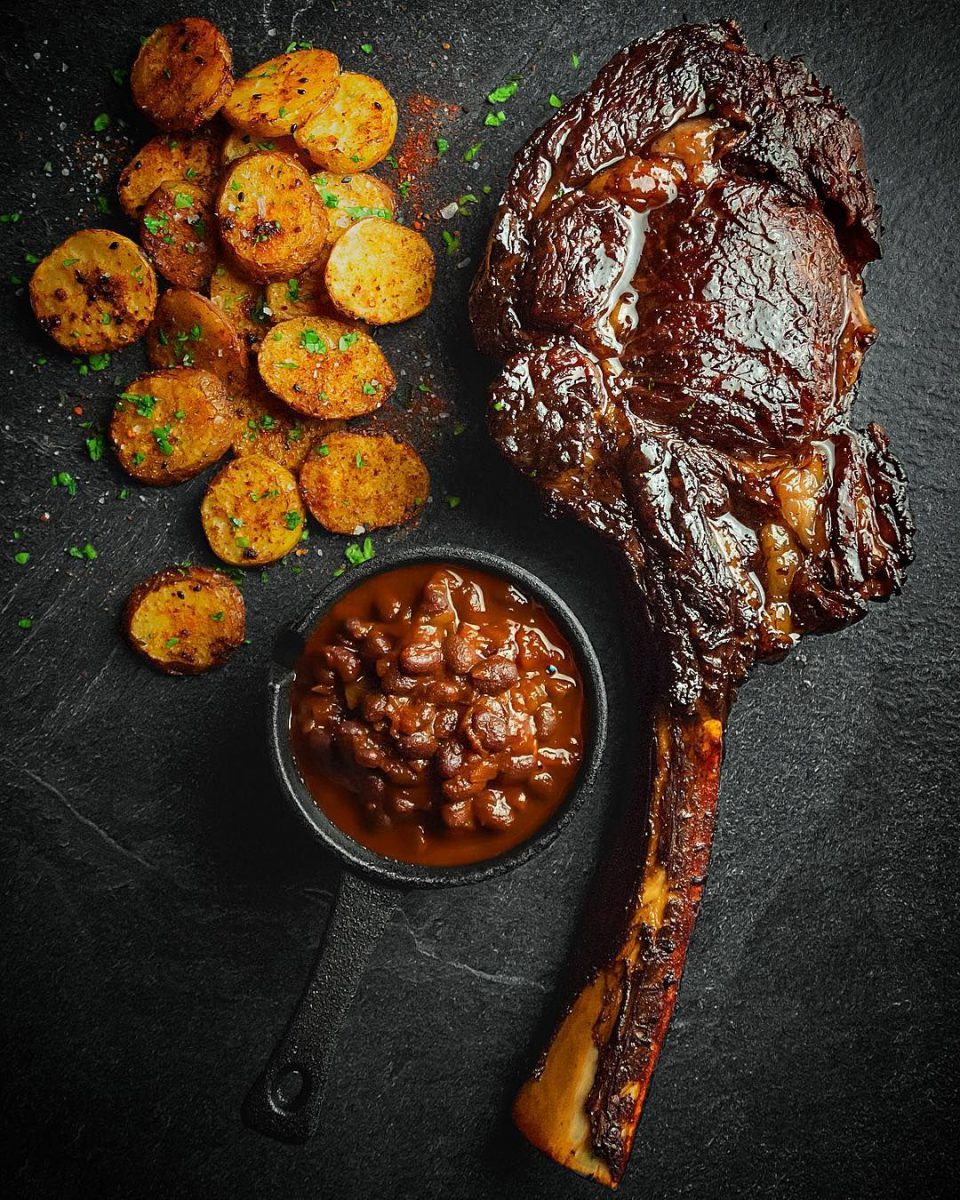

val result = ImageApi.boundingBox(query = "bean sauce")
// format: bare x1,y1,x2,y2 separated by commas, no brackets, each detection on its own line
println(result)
290,564,585,866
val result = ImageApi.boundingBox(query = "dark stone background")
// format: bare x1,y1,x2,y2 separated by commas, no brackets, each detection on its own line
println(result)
1,1,957,1197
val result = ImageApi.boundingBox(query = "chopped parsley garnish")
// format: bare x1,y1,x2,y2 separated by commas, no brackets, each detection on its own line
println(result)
152,425,174,455
87,352,111,372
442,229,461,256
446,496,461,509
362,380,379,395
62,257,80,267
457,193,479,214
548,93,563,108
344,536,375,566
165,637,179,648
285,39,313,51
68,543,98,561
436,137,450,157
51,471,77,496
316,444,330,457
300,328,327,354
95,194,110,215
132,451,146,466
14,551,29,565
286,277,300,301
119,391,158,417
143,214,168,236
0,211,22,223
484,111,506,127
210,611,225,621
493,399,506,411
571,51,581,69
18,618,32,629
283,511,302,530
360,42,373,54
85,434,105,462
174,192,194,209
229,516,244,529
338,332,358,351
487,81,518,103
93,113,110,132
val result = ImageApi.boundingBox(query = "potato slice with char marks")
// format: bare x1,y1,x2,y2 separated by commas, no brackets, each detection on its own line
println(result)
139,182,217,290
310,171,397,248
294,72,398,172
201,454,305,566
146,289,248,393
124,565,245,675
131,18,233,132
209,261,269,350
299,431,429,533
118,128,222,220
222,49,339,138
258,316,393,419
324,218,434,325
110,368,235,485
232,380,339,472
216,151,329,281
263,259,337,323
221,129,311,169
30,229,157,353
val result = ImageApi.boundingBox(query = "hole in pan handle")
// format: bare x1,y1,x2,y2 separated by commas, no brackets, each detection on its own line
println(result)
242,870,399,1143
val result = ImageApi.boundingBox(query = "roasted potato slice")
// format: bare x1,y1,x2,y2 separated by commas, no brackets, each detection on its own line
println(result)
201,454,305,566
139,182,217,290
124,565,245,675
146,289,248,393
294,72,398,172
221,129,310,168
263,260,336,323
30,229,157,353
110,369,235,485
258,316,393,419
118,128,222,220
131,18,233,132
232,380,337,472
222,49,339,139
310,171,397,248
324,219,434,325
299,431,429,533
216,151,329,281
209,261,269,350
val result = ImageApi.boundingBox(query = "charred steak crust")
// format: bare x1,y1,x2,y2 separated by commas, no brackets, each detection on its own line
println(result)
469,20,913,1186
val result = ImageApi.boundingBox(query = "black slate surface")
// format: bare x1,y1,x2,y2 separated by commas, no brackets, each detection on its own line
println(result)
1,2,957,1197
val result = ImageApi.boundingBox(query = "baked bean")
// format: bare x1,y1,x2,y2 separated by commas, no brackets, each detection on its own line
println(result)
470,656,519,694
444,633,479,674
441,799,475,830
436,740,464,779
534,703,558,738
475,789,515,830
323,645,362,683
398,731,439,759
400,642,443,674
501,753,536,781
434,707,459,739
362,631,393,660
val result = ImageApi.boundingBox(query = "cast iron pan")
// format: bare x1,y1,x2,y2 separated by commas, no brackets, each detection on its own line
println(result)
243,543,608,1144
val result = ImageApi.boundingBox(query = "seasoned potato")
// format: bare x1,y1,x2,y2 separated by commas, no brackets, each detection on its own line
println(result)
258,316,393,419
216,151,329,281
294,73,398,172
310,171,397,248
146,289,248,393
110,369,235,485
139,182,217,290
209,261,269,350
29,229,157,353
221,129,309,168
232,380,337,472
263,261,335,322
118,128,222,220
201,454,306,566
299,431,429,533
131,18,233,132
324,219,435,325
222,50,339,138
124,565,245,675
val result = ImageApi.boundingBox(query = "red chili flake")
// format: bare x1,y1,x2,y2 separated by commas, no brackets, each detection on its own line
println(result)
73,405,84,416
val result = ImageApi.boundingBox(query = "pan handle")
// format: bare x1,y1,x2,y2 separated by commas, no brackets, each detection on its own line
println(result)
242,870,398,1142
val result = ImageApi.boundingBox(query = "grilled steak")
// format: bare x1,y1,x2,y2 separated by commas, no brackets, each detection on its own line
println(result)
469,21,913,1187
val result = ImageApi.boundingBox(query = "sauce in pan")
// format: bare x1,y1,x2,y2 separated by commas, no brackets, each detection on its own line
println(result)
290,563,585,866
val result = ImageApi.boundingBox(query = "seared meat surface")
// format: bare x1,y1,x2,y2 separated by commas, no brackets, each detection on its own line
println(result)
470,21,912,1187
